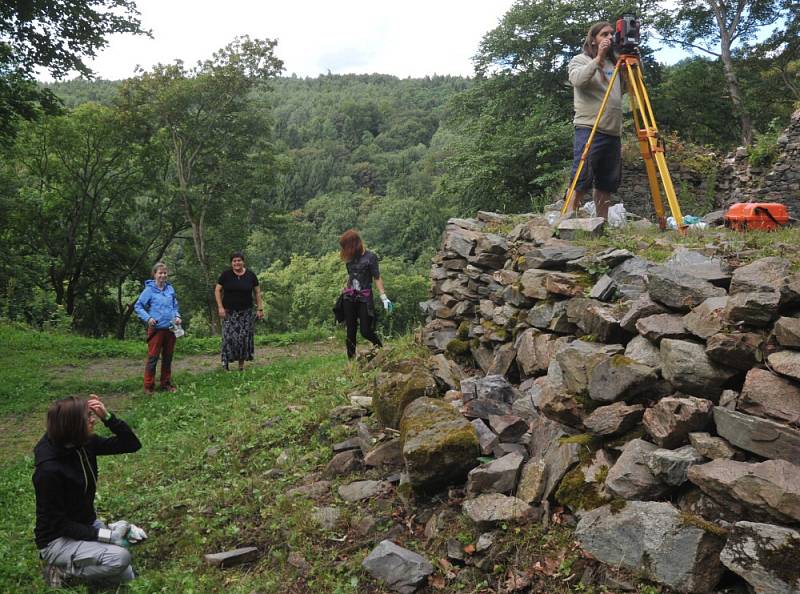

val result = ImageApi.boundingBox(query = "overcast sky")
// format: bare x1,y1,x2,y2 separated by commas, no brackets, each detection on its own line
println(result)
74,0,518,80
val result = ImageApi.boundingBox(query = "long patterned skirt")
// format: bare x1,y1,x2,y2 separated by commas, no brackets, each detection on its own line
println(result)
221,309,255,365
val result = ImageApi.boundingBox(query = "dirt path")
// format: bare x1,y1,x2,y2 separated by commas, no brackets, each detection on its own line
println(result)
0,339,342,465
50,338,341,382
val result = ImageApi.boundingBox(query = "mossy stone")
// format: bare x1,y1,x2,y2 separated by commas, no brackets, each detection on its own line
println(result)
373,364,439,429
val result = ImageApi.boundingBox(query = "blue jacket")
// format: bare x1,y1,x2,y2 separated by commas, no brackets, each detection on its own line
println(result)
134,280,180,329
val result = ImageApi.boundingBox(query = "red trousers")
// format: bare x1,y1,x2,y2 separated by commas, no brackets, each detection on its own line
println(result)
144,328,176,389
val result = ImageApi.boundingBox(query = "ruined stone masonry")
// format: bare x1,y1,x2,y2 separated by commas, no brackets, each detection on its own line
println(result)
399,211,800,593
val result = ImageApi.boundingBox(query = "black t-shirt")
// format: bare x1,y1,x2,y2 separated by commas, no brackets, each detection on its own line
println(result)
346,251,380,291
217,269,259,311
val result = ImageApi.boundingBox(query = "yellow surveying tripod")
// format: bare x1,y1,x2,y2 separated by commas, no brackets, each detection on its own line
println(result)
561,51,685,232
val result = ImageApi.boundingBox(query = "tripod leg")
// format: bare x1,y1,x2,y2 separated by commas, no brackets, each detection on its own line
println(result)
625,60,685,231
628,74,666,229
560,60,624,218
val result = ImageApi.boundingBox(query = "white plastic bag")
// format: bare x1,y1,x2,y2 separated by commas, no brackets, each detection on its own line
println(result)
607,203,628,227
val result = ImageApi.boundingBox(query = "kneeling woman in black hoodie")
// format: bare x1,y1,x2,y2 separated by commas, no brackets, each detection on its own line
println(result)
33,394,142,586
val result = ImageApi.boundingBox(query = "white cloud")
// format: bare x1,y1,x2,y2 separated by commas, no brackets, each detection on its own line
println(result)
66,0,517,80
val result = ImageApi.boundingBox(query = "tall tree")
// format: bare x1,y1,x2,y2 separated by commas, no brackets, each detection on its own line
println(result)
12,103,147,319
118,36,284,328
0,0,146,144
655,0,789,145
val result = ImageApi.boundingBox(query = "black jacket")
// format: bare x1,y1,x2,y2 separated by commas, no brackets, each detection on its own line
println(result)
32,414,141,549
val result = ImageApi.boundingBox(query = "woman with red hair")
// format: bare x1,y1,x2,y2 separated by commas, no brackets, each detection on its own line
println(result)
338,229,391,359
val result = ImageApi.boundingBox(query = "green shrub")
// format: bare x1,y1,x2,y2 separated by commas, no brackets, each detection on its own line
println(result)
258,251,428,336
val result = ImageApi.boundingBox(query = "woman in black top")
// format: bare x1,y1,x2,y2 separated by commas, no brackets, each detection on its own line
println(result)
33,394,142,586
339,229,392,359
214,251,264,371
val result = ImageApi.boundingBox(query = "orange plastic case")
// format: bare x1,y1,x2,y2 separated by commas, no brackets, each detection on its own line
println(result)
724,202,789,231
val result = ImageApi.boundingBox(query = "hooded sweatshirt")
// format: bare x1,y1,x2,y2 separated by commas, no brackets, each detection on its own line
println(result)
32,414,141,549
134,280,180,329
568,52,623,137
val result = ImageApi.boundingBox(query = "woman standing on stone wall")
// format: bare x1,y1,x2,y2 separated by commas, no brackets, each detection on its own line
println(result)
339,230,391,359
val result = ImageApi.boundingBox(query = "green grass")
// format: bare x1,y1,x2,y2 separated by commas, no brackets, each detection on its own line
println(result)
0,324,330,416
0,324,367,593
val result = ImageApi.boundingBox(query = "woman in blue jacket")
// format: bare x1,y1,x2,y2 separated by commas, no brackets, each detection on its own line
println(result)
134,262,181,394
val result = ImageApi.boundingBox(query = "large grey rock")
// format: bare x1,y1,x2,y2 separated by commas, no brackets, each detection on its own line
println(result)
584,401,645,436
729,257,794,303
643,396,714,449
567,298,628,343
660,339,737,399
462,493,532,529
647,265,727,312
486,343,516,377
488,415,528,442
687,458,800,524
768,350,800,382
442,226,479,258
647,445,705,486
537,379,586,428
400,398,480,494
520,240,587,270
362,539,434,594
774,316,800,348
465,452,524,496
373,362,439,428
619,293,668,333
471,418,499,456
588,274,616,301
576,501,725,593
568,247,633,272
739,367,800,424
430,354,463,390
605,439,669,500
724,291,781,327
665,248,732,286
720,521,800,594
705,332,764,370
526,300,575,334
557,217,605,239
683,297,729,340
460,375,521,404
204,547,259,568
587,355,658,403
609,257,654,300
635,313,690,342
623,335,662,368
527,415,581,502
688,432,737,460
364,439,403,468
516,459,547,504
338,480,392,502
556,340,624,395
515,329,566,377
421,319,457,352
714,407,800,462
461,398,512,420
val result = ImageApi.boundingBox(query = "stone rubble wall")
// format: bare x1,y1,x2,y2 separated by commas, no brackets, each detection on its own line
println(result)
619,108,800,219
411,211,800,593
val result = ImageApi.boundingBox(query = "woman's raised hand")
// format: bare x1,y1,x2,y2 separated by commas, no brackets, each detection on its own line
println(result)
87,394,109,420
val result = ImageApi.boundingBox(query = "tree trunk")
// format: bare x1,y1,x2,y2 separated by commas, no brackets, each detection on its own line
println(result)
714,3,754,146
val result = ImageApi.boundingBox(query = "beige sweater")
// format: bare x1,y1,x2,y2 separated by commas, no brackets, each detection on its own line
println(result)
568,53,623,136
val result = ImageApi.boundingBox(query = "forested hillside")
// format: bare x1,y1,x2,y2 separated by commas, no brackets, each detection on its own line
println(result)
1,0,797,341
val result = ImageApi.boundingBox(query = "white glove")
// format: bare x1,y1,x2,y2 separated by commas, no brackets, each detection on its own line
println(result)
98,520,130,547
127,524,148,543
380,294,393,312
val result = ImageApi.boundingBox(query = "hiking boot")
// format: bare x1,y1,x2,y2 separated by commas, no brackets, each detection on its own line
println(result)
42,563,67,587
160,384,177,393
144,386,155,395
